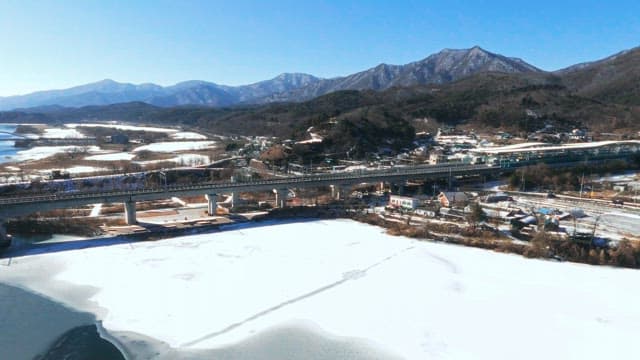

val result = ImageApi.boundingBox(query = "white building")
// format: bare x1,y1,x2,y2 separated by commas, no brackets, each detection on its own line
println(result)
389,195,425,209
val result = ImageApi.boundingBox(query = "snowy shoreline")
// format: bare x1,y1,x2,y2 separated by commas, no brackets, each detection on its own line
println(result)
2,219,640,359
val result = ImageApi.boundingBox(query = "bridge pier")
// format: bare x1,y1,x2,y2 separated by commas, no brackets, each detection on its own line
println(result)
124,200,137,225
206,194,218,216
330,185,337,200
275,188,288,208
331,184,349,200
229,192,236,209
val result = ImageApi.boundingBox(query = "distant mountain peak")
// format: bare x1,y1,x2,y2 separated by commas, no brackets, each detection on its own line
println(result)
11,45,637,111
258,46,542,103
96,78,118,84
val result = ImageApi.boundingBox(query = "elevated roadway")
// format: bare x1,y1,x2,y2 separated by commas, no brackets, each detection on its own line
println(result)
0,152,634,232
0,163,497,221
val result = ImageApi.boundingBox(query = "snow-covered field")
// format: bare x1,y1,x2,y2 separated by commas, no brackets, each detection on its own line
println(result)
42,127,86,138
1,220,639,359
38,165,108,175
12,145,102,161
66,123,178,133
134,153,210,166
133,141,216,153
85,152,136,161
171,131,207,140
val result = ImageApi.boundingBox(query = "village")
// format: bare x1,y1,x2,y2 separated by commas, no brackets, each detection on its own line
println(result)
2,121,640,266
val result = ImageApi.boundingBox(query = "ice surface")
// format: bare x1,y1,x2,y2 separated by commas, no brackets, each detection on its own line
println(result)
1,219,639,359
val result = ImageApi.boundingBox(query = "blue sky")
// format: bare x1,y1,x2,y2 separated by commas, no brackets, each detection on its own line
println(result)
0,0,638,96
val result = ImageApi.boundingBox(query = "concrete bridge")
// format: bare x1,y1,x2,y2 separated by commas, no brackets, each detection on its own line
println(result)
0,151,632,245
0,162,497,234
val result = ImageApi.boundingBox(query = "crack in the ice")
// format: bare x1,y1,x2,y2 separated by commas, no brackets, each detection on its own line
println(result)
181,245,415,347
424,252,459,274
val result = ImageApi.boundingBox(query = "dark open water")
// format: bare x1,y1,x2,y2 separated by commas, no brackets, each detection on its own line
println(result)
0,124,20,164
0,281,399,360
0,283,124,360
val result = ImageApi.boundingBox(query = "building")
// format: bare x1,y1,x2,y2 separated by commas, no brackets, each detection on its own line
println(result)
568,129,587,141
438,191,469,208
389,195,429,210
428,150,447,164
627,181,640,192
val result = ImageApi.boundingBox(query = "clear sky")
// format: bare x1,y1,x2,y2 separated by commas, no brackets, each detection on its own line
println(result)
0,0,638,96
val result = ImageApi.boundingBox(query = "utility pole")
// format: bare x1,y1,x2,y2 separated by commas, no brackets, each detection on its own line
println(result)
579,172,585,199
592,214,604,239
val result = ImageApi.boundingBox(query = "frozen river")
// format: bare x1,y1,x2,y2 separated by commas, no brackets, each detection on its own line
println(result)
0,124,20,164
1,219,639,359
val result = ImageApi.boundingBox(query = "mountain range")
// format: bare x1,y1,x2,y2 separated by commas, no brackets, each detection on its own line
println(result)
2,45,640,144
3,43,640,158
0,46,547,110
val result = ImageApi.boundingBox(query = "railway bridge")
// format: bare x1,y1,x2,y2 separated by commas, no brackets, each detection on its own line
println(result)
0,151,633,245
0,163,499,241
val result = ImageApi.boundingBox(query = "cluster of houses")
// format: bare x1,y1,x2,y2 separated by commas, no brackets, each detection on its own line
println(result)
525,124,590,142
386,191,582,240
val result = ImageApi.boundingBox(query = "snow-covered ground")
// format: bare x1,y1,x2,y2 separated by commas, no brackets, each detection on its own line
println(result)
592,171,638,183
66,123,178,133
513,195,640,240
170,131,207,140
85,152,136,161
134,153,210,166
1,220,639,359
89,203,102,217
42,127,86,139
37,166,108,175
12,145,102,161
133,141,216,153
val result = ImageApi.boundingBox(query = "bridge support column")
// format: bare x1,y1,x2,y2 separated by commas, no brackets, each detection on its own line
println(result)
124,200,137,225
275,189,288,208
205,194,218,216
332,184,349,200
331,185,347,200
